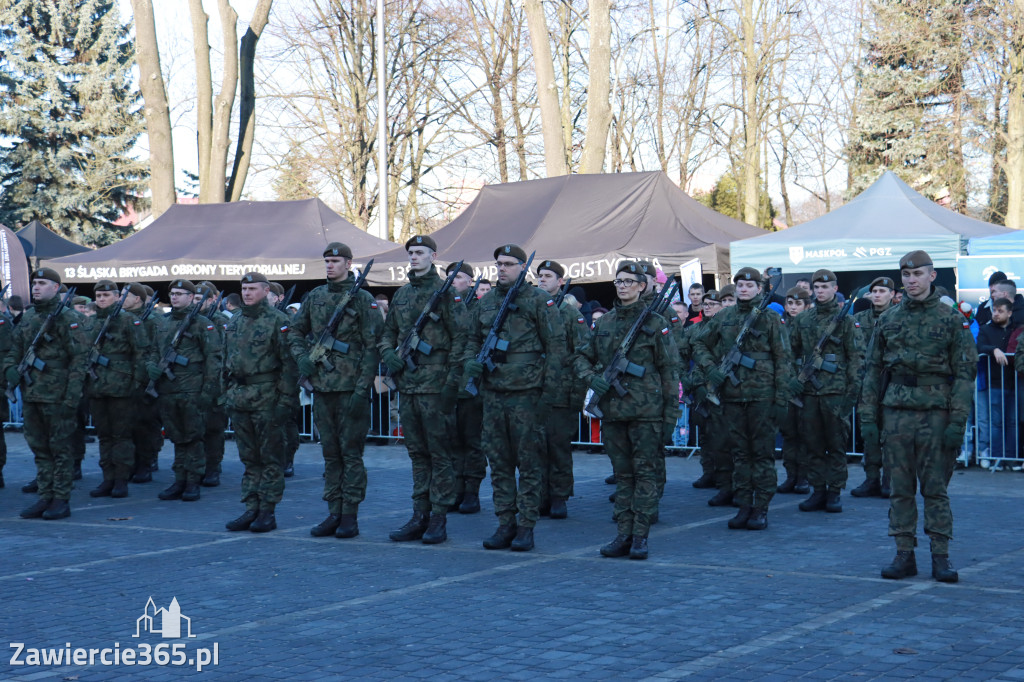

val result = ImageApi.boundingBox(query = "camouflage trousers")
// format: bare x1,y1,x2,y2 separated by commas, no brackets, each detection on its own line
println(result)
702,408,732,491
722,401,778,509
801,394,850,490
603,420,660,538
399,393,457,514
859,414,883,480
692,413,713,477
313,391,367,515
483,388,544,529
203,403,227,474
453,395,486,496
72,396,88,463
540,406,575,503
23,401,76,500
158,393,207,483
882,407,955,553
231,408,285,511
780,404,808,480
132,393,164,470
282,399,300,464
91,396,136,481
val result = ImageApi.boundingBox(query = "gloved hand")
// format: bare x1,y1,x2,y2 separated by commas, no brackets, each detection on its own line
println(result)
296,355,316,378
693,385,708,405
680,373,696,392
440,384,458,412
773,403,788,428
662,419,676,446
861,422,880,451
5,366,20,388
62,389,80,412
347,392,369,418
942,423,966,450
706,366,727,388
589,375,611,397
464,359,484,379
381,348,404,375
788,377,805,396
145,362,163,381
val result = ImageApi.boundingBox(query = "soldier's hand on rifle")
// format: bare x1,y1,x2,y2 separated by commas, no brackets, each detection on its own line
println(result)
5,366,20,388
788,377,805,397
145,362,163,381
296,355,316,378
463,359,484,379
381,348,404,374
693,384,708,405
706,366,726,388
662,419,676,446
860,422,880,451
589,375,611,397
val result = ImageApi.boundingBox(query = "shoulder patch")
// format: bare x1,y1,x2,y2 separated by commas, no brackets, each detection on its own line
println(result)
671,316,679,324
854,321,860,328
546,299,555,307
70,322,79,329
133,319,141,326
0,319,5,325
454,296,462,303
207,324,215,331
370,302,378,309
223,323,228,330
661,327,670,336
963,321,970,329
577,317,585,324
280,325,289,332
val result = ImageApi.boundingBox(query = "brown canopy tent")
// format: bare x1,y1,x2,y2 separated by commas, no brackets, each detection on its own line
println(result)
364,172,765,286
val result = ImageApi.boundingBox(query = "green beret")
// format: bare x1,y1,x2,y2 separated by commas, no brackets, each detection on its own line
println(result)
169,279,196,294
197,281,220,297
494,244,527,262
785,287,810,301
720,284,737,298
32,267,61,285
445,261,474,278
72,296,91,306
142,285,155,297
323,242,353,259
899,250,932,269
733,267,761,283
703,290,722,302
268,282,285,296
812,269,837,284
405,235,437,252
616,260,642,277
94,280,118,293
537,260,565,278
635,260,654,275
241,271,269,285
127,282,148,299
869,276,896,291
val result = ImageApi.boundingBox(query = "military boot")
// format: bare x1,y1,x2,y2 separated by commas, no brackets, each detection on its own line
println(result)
483,524,517,550
510,526,534,552
0,472,4,488
728,506,753,529
201,468,220,487
799,488,828,512
850,477,881,498
600,534,632,558
131,464,152,484
931,554,959,583
629,536,649,560
283,460,295,478
110,479,129,498
22,478,38,494
707,489,734,507
20,498,51,519
825,490,843,513
90,480,115,498
608,492,616,503
538,501,551,517
604,473,616,485
746,507,768,530
459,491,481,514
335,514,359,539
881,550,917,579
880,471,891,498
158,480,186,500
226,509,258,531
776,475,797,494
421,513,447,544
692,472,716,489
181,478,201,502
793,478,810,494
250,507,277,533
311,513,342,537
389,510,429,542
42,499,71,520
549,497,568,519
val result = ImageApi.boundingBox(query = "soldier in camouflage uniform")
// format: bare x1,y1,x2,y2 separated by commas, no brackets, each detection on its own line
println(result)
692,267,793,530
223,273,297,533
379,236,468,544
289,242,381,540
850,276,896,499
789,270,863,514
196,282,228,487
0,291,12,489
447,261,487,513
575,261,678,560
777,287,811,494
860,251,975,583
534,259,588,519
124,283,164,483
146,279,222,503
7,268,87,520
269,281,301,478
683,290,719,490
464,244,566,552
85,280,148,500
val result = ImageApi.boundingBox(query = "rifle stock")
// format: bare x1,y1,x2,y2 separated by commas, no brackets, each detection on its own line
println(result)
144,290,210,398
6,287,77,403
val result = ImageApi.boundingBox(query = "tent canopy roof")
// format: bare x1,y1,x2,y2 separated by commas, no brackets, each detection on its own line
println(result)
16,220,91,259
967,230,1024,255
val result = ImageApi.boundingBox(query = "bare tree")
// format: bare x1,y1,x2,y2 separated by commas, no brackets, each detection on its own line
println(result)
523,0,568,176
578,0,611,173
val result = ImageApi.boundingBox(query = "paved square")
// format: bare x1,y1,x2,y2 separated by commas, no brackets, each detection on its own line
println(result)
1,434,1023,680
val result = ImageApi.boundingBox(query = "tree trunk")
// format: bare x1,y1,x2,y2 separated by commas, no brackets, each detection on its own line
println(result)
188,0,213,201
207,0,238,204
523,0,567,176
579,0,611,174
130,0,175,217
227,0,273,201
741,0,759,226
1005,43,1024,229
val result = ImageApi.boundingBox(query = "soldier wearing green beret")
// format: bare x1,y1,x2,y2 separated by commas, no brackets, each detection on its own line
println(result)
194,281,229,488
777,287,812,495
860,250,976,583
0,282,11,489
123,283,164,483
7,268,88,520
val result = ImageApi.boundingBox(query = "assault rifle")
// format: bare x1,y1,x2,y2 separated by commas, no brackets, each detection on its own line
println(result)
277,284,297,312
145,289,210,398
654,281,678,317
466,273,482,304
702,267,781,407
790,286,867,408
553,277,573,307
6,287,77,402
298,260,374,393
139,295,159,322
85,287,130,381
384,261,464,390
582,281,674,419
463,251,536,397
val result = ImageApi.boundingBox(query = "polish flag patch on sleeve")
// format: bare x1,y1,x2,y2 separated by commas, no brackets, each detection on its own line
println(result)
454,296,462,303
577,317,586,324
70,322,79,329
207,324,215,331
661,327,670,335
370,302,378,309
546,299,555,307
963,321,970,329
133,319,141,326
854,321,861,328
280,325,289,332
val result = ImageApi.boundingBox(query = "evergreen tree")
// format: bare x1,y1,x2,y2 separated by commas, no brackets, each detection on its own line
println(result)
695,172,777,231
0,0,146,245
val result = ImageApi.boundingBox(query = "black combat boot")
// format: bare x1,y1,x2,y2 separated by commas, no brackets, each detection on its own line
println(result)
799,488,828,512
629,536,648,560
793,478,810,494
605,473,616,485
483,524,517,550
746,508,768,530
538,501,551,517
250,507,277,533
110,479,129,498
389,510,429,542
459,491,481,514
608,492,616,503
181,479,201,502
881,550,917,579
335,514,359,539
450,492,465,513
825,490,843,513
880,471,891,498
20,497,51,519
131,465,152,484
510,526,534,552
310,513,342,537
72,461,82,481
22,478,38,494
549,497,568,519
158,480,186,500
692,472,716,489
201,468,220,487
226,509,258,531
0,472,4,488
90,480,115,498
42,499,71,520
600,534,632,557
421,513,447,544
850,477,881,498
707,489,734,507
283,460,295,478
728,506,753,529
776,475,797,494
931,554,959,583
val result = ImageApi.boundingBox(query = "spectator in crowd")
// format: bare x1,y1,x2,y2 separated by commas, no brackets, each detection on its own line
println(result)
683,284,704,327
991,279,1024,327
224,293,242,314
977,298,1019,466
590,306,608,326
7,295,25,324
475,279,492,298
374,293,389,318
974,271,1008,326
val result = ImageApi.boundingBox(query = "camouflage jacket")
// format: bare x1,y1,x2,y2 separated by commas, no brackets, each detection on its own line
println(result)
378,268,468,394
852,305,891,346
5,295,87,404
789,297,863,396
691,294,793,404
288,274,382,394
859,288,977,427
549,301,590,407
152,305,222,396
85,306,148,398
466,281,566,393
224,300,296,412
573,298,679,422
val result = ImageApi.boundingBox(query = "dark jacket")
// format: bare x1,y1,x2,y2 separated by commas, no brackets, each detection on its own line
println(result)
977,320,1016,389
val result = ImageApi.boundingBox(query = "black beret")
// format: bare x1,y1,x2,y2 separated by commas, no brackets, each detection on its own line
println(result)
32,267,61,284
899,250,932,269
494,244,528,262
323,242,353,259
168,279,196,294
94,280,118,293
537,260,565,278
405,235,437,252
